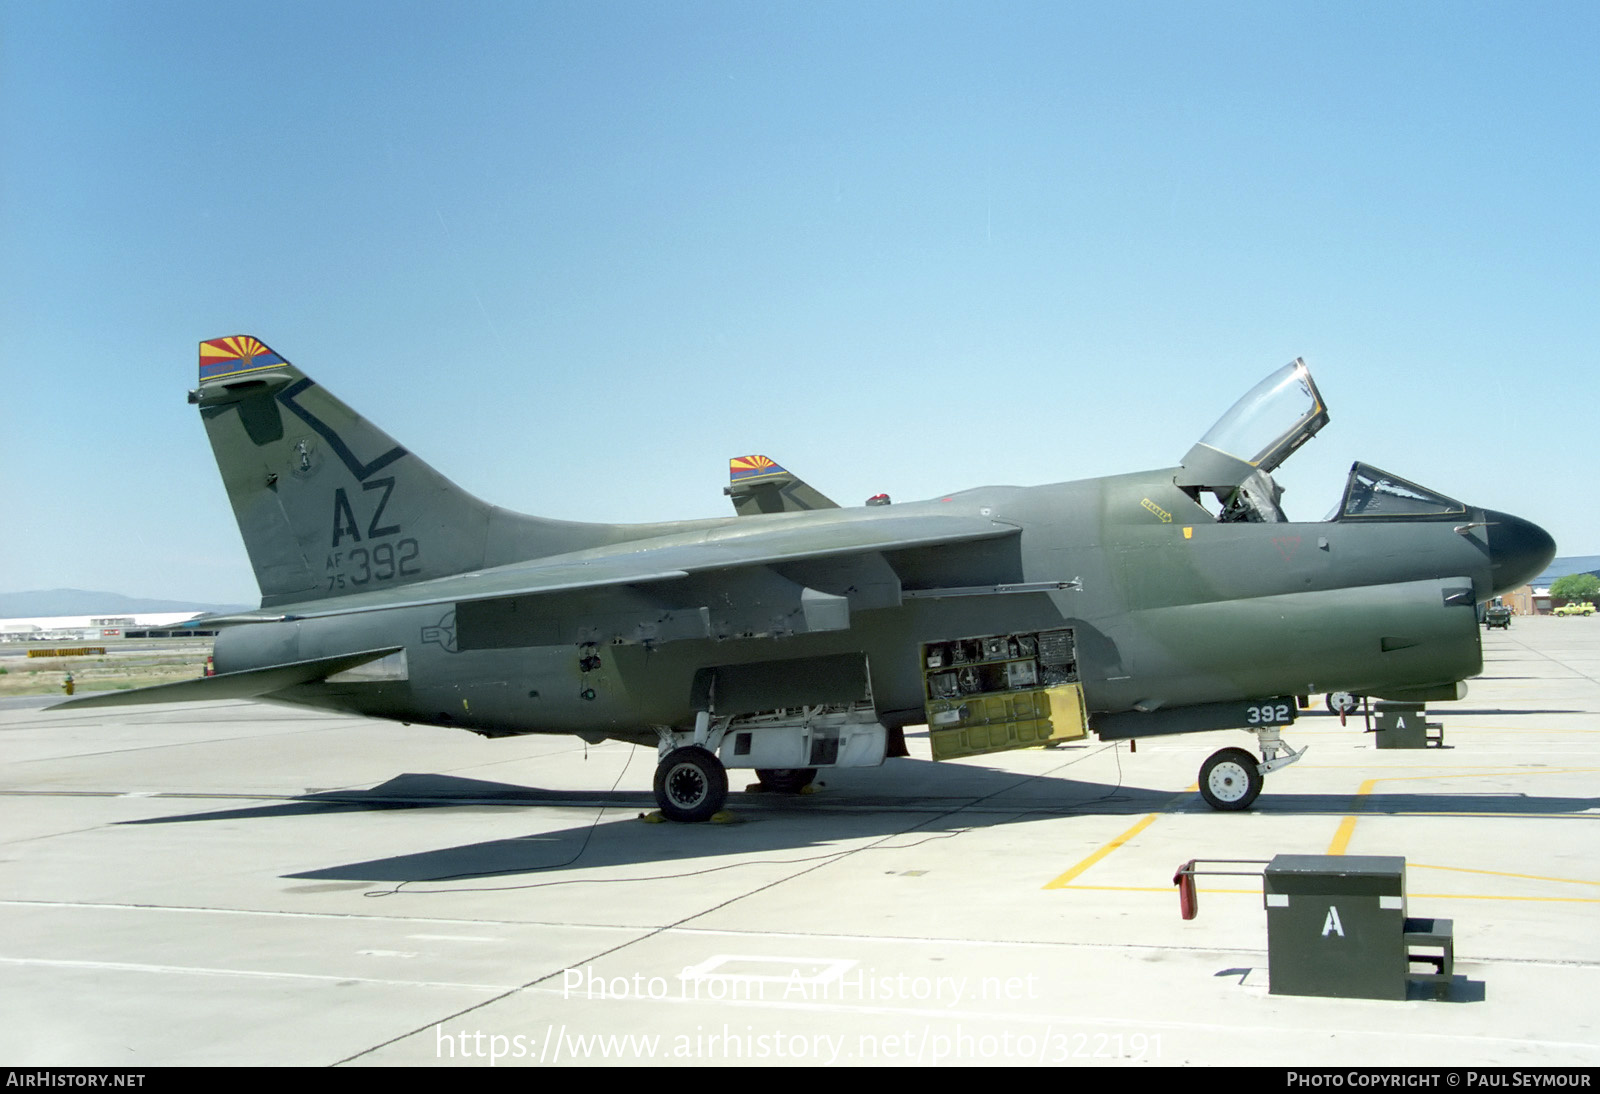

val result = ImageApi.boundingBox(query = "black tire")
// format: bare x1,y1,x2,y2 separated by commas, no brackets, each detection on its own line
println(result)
1198,747,1263,811
755,768,817,794
654,746,728,822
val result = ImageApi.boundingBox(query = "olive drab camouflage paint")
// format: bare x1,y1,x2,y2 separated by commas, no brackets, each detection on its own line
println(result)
54,341,1556,820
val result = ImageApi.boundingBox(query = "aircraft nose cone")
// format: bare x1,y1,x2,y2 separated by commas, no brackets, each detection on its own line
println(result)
1483,510,1557,595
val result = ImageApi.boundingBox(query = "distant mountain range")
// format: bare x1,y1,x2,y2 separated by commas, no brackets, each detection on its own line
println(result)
0,589,250,618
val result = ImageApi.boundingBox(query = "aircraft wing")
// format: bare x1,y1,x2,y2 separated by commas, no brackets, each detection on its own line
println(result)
194,510,1020,641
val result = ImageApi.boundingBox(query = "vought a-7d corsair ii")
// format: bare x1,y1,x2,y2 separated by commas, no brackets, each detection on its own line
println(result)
58,338,1555,820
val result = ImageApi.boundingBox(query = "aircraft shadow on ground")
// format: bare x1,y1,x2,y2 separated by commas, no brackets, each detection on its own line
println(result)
119,753,1163,827
1304,708,1581,719
111,754,1600,884
1426,708,1583,716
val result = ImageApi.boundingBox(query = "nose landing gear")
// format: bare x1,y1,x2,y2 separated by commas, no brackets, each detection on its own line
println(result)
1199,747,1262,811
1197,726,1306,812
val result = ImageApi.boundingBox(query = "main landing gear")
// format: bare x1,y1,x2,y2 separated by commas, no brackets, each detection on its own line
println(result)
1325,691,1359,715
650,748,818,818
653,746,729,822
649,702,881,820
651,711,735,822
1197,726,1306,812
753,768,817,794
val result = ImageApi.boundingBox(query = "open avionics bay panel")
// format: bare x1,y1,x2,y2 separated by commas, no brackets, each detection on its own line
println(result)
921,628,1088,761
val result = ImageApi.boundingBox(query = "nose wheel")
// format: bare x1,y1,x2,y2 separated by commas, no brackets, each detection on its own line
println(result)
1195,725,1305,811
1198,747,1264,811
653,746,729,822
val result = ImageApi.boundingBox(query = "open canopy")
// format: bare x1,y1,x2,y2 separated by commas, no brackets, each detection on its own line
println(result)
1194,359,1328,473
1175,359,1328,522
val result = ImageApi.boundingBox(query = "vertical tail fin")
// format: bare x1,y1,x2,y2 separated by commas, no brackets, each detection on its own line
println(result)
193,337,615,607
724,454,840,516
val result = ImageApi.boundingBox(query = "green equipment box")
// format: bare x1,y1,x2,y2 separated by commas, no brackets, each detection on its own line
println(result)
1264,855,1408,999
1373,702,1442,749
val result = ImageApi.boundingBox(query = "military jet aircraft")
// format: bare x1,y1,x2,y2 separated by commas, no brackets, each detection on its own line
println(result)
57,338,1555,820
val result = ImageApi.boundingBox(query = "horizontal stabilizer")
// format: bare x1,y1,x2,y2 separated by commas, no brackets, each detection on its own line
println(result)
51,647,403,710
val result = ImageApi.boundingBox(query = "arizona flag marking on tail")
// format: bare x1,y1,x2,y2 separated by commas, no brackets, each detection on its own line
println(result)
199,336,286,382
729,454,787,484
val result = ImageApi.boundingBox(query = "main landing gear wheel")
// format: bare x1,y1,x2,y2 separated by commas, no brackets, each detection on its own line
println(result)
755,768,817,794
654,746,728,822
1199,747,1264,812
1326,692,1359,714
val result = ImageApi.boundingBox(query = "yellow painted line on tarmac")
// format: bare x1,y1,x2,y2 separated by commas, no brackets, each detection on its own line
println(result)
1409,892,1600,904
1436,727,1599,734
1327,778,1374,854
1375,812,1600,819
1329,767,1600,856
1060,885,1257,894
1307,764,1600,771
1053,886,1600,904
1044,813,1160,889
1050,767,1600,892
1408,861,1600,887
1043,785,1196,889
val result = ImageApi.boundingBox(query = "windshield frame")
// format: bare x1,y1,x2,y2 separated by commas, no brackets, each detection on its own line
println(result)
1335,462,1468,521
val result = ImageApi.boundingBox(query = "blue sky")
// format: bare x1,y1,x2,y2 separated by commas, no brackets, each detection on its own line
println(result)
3,1,1595,605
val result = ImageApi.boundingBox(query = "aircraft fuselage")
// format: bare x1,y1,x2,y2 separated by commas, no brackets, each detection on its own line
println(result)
221,465,1500,743
64,341,1555,819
